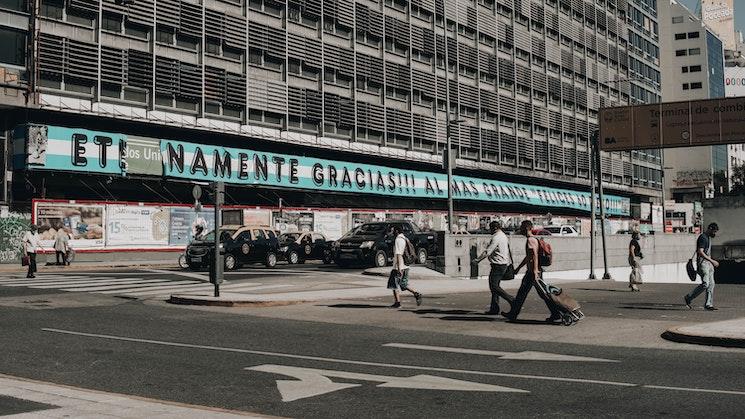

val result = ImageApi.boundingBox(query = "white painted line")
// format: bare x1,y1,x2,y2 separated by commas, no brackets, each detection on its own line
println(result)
62,280,176,292
96,280,203,294
2,278,159,288
142,268,209,281
643,385,745,396
383,343,619,363
0,276,94,283
39,328,635,388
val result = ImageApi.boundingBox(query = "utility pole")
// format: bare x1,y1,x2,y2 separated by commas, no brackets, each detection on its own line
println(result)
211,181,224,297
588,137,597,280
592,132,612,280
442,14,454,233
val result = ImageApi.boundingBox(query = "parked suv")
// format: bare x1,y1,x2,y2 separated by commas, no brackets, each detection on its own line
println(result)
334,221,437,268
279,232,335,264
186,225,280,271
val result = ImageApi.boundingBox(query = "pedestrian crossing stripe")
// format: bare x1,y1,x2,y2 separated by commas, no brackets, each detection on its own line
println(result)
0,274,289,299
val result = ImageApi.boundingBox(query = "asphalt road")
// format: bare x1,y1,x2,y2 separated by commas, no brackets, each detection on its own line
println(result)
1,271,744,418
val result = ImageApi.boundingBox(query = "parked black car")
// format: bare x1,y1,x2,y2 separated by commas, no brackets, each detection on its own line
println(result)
279,232,335,264
186,225,280,270
334,221,437,268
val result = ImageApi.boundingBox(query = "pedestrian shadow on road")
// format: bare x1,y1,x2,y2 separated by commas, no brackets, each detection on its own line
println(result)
324,303,393,309
618,303,687,311
403,308,476,315
437,315,497,322
575,288,632,293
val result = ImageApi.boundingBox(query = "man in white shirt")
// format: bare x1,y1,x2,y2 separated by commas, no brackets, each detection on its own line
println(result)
387,225,422,308
22,225,41,278
473,221,515,315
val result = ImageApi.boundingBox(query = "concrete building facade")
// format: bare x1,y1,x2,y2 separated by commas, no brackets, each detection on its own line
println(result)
0,0,662,221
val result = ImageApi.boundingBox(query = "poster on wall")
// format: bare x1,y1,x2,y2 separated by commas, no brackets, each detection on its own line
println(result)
412,211,435,231
351,212,384,228
105,205,170,247
169,207,215,246
243,209,272,226
35,202,106,249
274,211,314,234
313,212,345,240
651,205,664,232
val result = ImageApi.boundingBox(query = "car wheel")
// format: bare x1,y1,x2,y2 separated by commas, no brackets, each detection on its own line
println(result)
374,250,387,268
178,253,188,269
265,252,277,268
323,251,333,264
288,250,300,264
417,248,428,265
224,254,237,271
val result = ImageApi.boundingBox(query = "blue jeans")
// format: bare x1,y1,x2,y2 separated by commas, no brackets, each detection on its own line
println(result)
686,261,715,307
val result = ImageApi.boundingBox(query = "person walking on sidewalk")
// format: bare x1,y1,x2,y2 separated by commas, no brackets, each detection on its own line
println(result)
22,225,41,278
685,223,719,311
501,220,561,323
387,225,423,308
54,228,70,266
628,232,643,292
472,220,514,315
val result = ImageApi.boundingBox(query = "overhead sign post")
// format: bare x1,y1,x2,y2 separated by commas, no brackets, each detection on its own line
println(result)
211,182,224,297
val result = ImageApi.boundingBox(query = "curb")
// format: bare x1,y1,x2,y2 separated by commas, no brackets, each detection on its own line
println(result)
167,295,304,308
661,327,745,349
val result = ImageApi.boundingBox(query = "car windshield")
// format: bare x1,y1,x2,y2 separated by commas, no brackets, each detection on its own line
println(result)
357,224,387,233
200,229,236,242
280,233,300,242
544,227,562,234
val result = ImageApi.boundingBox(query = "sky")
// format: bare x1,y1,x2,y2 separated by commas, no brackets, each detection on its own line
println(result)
677,0,745,39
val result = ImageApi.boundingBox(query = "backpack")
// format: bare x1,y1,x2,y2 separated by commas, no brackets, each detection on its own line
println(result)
403,237,417,265
537,238,552,267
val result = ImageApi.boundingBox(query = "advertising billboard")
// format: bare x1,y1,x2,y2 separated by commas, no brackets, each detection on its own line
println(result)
105,205,170,247
35,202,106,249
169,208,215,246
701,0,735,51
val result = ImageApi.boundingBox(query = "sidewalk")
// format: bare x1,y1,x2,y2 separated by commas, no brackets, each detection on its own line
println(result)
663,318,745,348
0,374,278,418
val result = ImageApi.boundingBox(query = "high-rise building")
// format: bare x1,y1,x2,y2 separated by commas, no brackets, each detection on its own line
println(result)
0,0,661,225
659,0,727,202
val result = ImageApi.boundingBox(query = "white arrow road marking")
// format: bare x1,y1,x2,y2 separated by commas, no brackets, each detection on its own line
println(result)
383,343,619,363
247,364,526,401
40,329,745,397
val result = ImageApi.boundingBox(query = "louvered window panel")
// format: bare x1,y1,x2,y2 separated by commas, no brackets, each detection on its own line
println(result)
600,155,612,176
498,58,514,82
66,39,98,81
515,64,531,86
562,115,575,133
480,89,497,110
459,84,478,109
435,34,444,57
530,2,544,25
575,87,587,107
411,69,435,93
421,27,435,55
549,144,564,170
577,149,590,174
514,27,530,51
249,22,287,56
226,72,246,107
446,37,457,61
533,105,548,127
546,41,560,63
204,66,226,103
179,1,203,38
612,158,623,178
481,128,498,153
354,4,383,38
535,140,548,169
128,50,152,89
325,44,354,77
289,34,322,65
324,92,341,123
500,133,517,164
532,70,547,93
412,0,435,9
410,26,426,52
101,47,127,85
340,98,355,127
564,148,576,174
413,114,436,140
458,44,478,69
178,62,201,99
250,78,286,113
448,79,458,101
561,82,574,102
205,10,247,49
356,53,383,84
384,61,410,91
545,10,558,31
478,9,496,38
155,57,178,94
467,126,480,149
386,108,411,136
519,137,534,165
499,95,515,119
576,121,588,141
306,89,323,120
356,101,385,128
38,33,64,75
68,0,98,15
384,16,410,46
478,51,498,75
324,0,354,27
531,37,545,58
561,50,572,70
549,110,562,130
516,101,531,121
155,0,180,28
103,0,153,25
290,0,321,17
436,76,446,101
559,14,572,34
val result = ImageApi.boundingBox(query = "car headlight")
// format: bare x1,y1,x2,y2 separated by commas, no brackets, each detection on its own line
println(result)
360,241,375,249
279,246,288,252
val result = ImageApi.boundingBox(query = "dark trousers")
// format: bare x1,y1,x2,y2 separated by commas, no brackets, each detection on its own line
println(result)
508,272,559,318
56,251,67,265
27,253,37,277
488,264,514,313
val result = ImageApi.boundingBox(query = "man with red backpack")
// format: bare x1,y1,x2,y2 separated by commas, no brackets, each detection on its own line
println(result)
501,220,561,323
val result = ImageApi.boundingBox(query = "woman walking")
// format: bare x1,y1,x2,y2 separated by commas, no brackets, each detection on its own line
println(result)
628,232,643,292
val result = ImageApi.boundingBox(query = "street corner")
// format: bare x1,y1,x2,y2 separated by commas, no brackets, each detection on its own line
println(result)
662,318,745,348
168,293,307,308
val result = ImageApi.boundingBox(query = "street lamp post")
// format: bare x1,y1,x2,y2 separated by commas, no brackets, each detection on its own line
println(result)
442,15,462,233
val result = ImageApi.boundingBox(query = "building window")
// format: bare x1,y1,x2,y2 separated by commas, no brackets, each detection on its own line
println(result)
156,27,174,44
384,0,407,12
205,38,221,55
675,49,686,56
175,34,198,50
249,109,283,126
413,90,434,108
324,67,352,87
40,0,62,18
410,4,432,22
124,21,149,40
385,86,409,101
356,30,382,48
688,48,700,56
288,116,318,132
249,48,283,71
672,16,684,24
688,31,700,39
0,27,26,67
0,0,26,12
101,12,121,32
690,82,702,89
288,6,319,28
411,49,432,64
674,33,686,40
690,65,702,72
248,0,283,17
356,76,381,94
682,83,689,90
681,66,688,73
324,18,351,39
384,37,408,56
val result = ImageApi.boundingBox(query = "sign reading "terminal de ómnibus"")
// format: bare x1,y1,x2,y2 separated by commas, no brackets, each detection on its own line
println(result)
161,139,630,216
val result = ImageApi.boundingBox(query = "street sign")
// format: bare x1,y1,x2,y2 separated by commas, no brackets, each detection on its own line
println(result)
599,96,745,151
192,184,202,201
